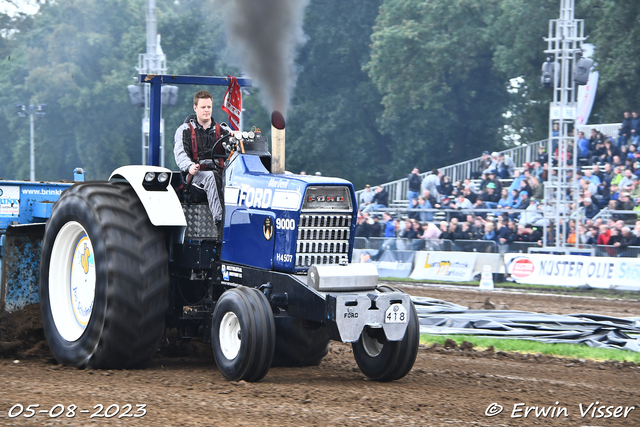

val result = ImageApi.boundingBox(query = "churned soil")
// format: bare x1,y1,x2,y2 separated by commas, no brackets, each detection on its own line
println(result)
0,284,638,426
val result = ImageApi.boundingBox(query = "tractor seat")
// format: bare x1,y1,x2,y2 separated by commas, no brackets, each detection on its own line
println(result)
172,171,209,204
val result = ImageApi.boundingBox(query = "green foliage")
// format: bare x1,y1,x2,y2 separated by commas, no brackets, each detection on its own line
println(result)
0,0,146,180
0,0,635,184
490,0,559,142
581,0,640,122
422,334,640,363
366,0,510,174
285,0,389,187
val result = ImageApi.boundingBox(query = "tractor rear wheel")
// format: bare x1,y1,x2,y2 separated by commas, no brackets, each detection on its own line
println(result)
352,288,419,381
271,317,330,367
211,286,275,381
39,182,169,369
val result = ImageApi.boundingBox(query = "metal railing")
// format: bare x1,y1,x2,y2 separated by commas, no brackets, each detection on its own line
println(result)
507,241,540,253
354,238,640,258
355,123,621,207
356,238,497,253
577,123,621,139
356,138,547,206
594,245,640,258
361,207,529,222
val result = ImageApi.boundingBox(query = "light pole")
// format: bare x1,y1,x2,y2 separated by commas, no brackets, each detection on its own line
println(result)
535,0,591,254
16,103,46,182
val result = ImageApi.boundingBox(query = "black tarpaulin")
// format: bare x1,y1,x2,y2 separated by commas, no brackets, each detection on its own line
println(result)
411,297,640,352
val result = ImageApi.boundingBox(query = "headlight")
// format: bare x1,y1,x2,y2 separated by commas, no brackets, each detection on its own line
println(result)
142,170,169,191
158,172,169,183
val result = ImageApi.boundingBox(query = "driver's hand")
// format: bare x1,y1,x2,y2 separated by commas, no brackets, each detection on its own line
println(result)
189,163,200,175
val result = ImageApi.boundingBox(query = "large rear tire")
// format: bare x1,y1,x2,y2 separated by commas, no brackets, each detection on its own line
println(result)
352,288,419,381
211,286,275,381
39,182,169,369
271,317,330,367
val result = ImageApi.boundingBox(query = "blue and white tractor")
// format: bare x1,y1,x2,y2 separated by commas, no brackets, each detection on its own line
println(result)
6,75,419,382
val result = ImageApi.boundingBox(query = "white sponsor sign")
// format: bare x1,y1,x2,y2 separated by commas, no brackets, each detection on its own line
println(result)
504,253,640,291
0,186,20,216
410,252,478,282
576,44,598,126
576,71,598,126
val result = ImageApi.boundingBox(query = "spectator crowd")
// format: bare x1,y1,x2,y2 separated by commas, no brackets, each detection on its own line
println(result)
356,112,640,255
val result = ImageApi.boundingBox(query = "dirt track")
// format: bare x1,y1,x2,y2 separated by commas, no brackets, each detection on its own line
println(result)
0,284,639,426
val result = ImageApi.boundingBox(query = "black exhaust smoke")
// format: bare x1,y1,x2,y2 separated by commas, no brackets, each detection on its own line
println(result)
216,0,310,116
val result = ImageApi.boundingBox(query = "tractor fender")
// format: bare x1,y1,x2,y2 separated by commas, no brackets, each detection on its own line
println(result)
109,166,186,227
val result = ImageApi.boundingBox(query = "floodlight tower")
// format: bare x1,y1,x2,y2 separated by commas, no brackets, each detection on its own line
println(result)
16,103,46,182
539,0,588,253
138,0,167,166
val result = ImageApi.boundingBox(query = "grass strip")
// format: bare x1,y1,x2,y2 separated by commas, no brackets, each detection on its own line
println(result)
420,333,640,363
381,277,640,300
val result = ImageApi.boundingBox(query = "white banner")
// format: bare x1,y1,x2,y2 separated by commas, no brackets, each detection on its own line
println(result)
576,71,598,126
504,253,640,291
410,252,478,282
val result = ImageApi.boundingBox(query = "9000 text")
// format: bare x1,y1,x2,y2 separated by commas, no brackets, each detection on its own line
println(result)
8,403,147,419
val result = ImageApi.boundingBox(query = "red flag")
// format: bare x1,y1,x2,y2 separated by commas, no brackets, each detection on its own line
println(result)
221,75,242,130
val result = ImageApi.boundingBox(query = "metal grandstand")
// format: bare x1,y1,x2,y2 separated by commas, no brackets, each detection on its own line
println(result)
355,122,620,210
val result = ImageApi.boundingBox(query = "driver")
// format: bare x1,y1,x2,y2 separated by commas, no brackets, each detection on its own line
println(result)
174,90,237,222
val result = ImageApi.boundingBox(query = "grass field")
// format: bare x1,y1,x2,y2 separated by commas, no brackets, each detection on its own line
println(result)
421,333,640,363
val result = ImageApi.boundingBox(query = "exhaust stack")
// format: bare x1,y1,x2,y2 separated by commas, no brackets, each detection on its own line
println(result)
271,111,285,174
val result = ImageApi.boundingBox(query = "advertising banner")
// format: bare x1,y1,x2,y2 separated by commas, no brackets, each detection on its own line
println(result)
410,252,478,282
353,249,414,278
0,186,20,217
576,71,598,126
504,253,640,291
576,44,598,126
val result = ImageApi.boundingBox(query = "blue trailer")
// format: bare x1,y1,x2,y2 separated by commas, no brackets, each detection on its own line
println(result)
0,169,84,312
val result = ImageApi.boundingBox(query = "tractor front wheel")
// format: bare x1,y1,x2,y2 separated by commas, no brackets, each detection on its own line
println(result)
352,293,419,381
211,286,275,381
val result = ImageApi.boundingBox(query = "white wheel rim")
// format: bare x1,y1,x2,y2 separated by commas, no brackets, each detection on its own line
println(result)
49,221,97,342
219,311,241,360
362,328,384,357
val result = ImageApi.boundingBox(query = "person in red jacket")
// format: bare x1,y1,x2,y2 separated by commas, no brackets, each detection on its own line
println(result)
597,224,611,245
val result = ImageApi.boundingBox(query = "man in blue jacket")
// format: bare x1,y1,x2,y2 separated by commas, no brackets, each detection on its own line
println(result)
631,110,640,145
618,111,632,147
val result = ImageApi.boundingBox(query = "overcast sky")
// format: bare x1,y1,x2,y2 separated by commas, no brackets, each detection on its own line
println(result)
0,0,39,16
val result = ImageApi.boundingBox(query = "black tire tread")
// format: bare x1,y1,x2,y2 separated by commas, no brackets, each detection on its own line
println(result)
352,287,419,382
241,287,275,382
271,317,330,367
40,182,169,369
211,286,275,382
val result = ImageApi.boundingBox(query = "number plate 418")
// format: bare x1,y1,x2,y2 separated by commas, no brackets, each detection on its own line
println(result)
385,304,407,324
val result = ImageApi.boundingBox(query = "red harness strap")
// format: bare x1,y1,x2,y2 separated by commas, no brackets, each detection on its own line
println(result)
189,121,199,162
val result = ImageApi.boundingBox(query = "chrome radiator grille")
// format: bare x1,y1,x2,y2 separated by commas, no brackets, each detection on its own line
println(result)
295,214,352,268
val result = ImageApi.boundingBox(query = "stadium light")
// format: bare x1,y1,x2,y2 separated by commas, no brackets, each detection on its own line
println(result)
573,51,593,86
541,56,555,88
15,103,47,181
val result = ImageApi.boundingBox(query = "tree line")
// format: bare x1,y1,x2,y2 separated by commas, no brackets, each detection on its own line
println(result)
1,0,638,187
